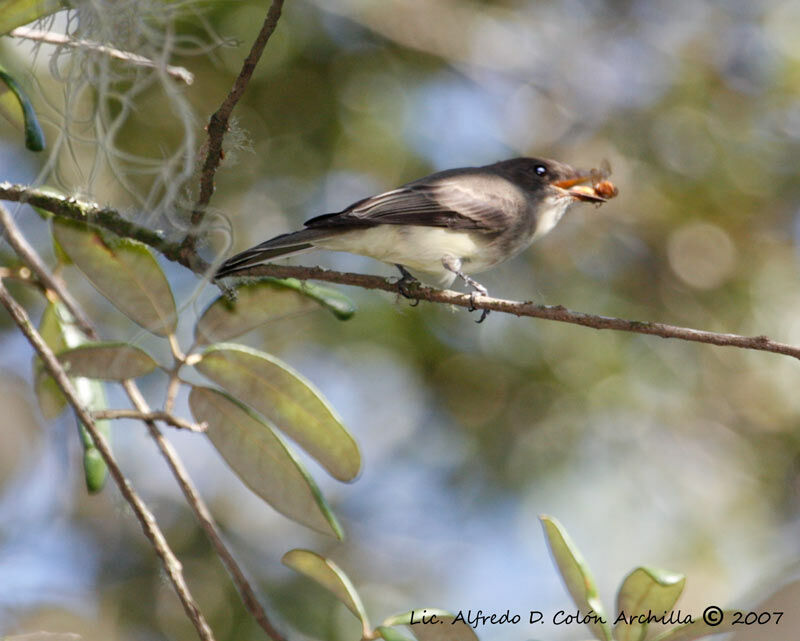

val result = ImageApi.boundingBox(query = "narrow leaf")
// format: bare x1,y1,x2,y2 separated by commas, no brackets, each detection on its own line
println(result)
34,301,70,418
0,0,67,35
189,386,343,538
32,302,110,492
194,344,360,482
34,301,93,417
195,278,354,344
650,612,739,641
382,610,480,641
52,219,177,336
540,515,612,641
282,549,370,633
0,65,44,150
71,364,111,493
615,567,686,641
82,446,107,493
57,342,158,380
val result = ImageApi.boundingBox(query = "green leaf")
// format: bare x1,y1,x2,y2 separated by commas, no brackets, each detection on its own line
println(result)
34,301,71,418
0,0,67,35
0,65,44,151
382,610,480,641
377,626,415,641
615,567,686,641
57,342,158,380
82,445,107,493
282,548,370,633
649,612,739,641
27,187,74,264
193,344,360,482
34,300,92,417
195,278,355,344
52,219,177,336
72,365,111,493
540,515,612,641
188,386,343,539
32,302,110,492
276,278,356,320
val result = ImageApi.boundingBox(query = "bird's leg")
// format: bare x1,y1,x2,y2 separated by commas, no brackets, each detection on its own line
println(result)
395,264,420,305
441,256,490,323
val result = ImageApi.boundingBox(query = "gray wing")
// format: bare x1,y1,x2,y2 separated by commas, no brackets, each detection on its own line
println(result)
304,174,523,232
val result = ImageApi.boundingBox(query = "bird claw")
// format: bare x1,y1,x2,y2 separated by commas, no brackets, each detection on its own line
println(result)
394,264,420,303
440,258,491,323
468,289,490,323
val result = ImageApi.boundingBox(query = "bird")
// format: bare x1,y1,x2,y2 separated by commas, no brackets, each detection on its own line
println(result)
215,157,613,320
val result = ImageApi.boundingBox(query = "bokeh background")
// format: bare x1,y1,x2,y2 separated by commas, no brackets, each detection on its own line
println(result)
2,0,800,639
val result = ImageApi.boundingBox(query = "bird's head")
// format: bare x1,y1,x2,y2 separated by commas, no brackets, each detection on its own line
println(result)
498,157,617,203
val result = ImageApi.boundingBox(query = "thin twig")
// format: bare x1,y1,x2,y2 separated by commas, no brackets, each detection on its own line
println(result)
92,409,206,433
122,381,290,641
0,202,288,641
165,334,186,413
0,278,216,641
180,0,285,264
10,26,194,84
164,373,182,414
4,183,800,362
0,202,97,336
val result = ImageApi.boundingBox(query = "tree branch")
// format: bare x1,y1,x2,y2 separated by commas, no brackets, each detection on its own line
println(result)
92,409,207,433
121,380,290,641
181,0,285,264
233,264,800,361
0,200,97,336
0,182,202,270
0,278,216,641
10,27,194,84
0,200,287,641
3,183,800,362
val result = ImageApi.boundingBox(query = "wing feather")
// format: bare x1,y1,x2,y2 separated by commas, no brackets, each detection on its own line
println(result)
304,174,521,233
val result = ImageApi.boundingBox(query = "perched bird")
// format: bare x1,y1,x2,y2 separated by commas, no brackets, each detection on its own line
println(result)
216,157,613,319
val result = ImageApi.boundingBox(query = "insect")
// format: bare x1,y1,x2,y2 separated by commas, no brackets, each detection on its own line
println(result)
593,179,618,200
565,160,618,203
590,159,618,199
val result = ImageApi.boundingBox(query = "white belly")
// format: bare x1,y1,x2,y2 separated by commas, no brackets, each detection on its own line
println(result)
315,225,486,287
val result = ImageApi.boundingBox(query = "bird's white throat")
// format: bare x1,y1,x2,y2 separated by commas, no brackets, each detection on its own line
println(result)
531,194,572,241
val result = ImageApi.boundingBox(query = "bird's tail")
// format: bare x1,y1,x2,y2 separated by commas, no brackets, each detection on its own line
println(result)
215,228,334,278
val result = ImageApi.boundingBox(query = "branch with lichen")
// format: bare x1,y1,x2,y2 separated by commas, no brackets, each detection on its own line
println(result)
10,27,194,84
3,182,800,362
0,181,205,270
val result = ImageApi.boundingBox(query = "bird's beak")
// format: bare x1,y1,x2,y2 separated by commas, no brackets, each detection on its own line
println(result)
552,172,612,203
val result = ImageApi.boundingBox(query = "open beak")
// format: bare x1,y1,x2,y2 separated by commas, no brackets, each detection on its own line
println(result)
551,173,609,203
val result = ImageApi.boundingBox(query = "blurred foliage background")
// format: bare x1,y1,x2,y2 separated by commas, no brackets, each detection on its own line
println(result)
2,0,800,639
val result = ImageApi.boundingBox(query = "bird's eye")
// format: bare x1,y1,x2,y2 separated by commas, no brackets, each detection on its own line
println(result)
535,164,547,176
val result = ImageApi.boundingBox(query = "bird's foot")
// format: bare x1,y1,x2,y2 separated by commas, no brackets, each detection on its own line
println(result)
441,256,490,323
460,275,490,323
468,288,490,323
394,264,421,305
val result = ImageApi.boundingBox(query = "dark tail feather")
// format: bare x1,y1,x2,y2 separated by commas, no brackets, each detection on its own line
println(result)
215,228,332,278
